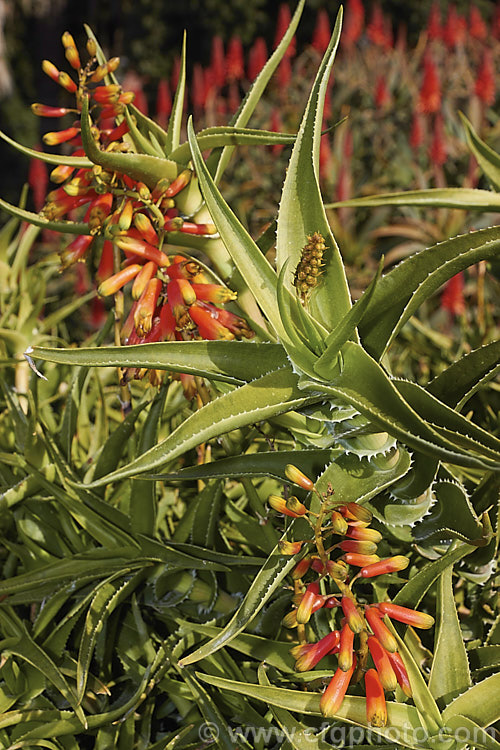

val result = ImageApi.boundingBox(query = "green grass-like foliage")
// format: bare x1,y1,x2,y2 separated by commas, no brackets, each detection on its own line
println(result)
0,4,498,748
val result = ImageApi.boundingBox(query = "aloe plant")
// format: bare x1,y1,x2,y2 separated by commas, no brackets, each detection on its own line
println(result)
0,4,498,748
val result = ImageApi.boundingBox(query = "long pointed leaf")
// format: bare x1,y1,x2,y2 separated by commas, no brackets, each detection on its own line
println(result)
460,113,500,190
327,187,500,211
165,32,187,154
0,129,91,168
428,565,471,703
28,341,289,385
81,366,316,487
276,8,351,331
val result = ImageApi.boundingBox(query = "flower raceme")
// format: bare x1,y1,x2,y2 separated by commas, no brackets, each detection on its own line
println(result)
275,466,435,726
30,31,254,394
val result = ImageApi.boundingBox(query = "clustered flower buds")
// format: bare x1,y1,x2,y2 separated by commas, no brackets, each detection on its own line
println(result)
293,232,326,303
31,32,254,396
273,466,435,727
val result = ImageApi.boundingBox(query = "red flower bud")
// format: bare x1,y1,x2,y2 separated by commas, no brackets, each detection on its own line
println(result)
367,635,398,691
320,656,356,717
377,602,435,629
365,607,398,653
341,596,364,634
360,556,409,579
365,668,387,727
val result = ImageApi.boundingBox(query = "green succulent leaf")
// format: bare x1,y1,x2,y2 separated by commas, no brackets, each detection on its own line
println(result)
313,258,383,377
393,543,475,609
165,31,187,154
178,537,299,666
28,341,289,385
326,187,500,211
445,715,500,750
148,449,336,482
0,198,88,235
357,226,500,360
276,8,352,332
0,129,92,168
311,342,499,469
124,107,165,157
468,645,500,672
80,366,317,487
257,664,332,750
413,481,484,545
170,126,296,164
442,673,500,726
80,97,178,188
197,673,425,748
460,112,500,190
428,565,471,703
428,340,500,411
187,117,288,341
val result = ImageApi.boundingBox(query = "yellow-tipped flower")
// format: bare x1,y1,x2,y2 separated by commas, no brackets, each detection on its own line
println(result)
291,629,340,672
367,636,398,691
278,540,304,555
360,556,410,579
296,581,321,625
365,668,387,727
268,495,304,518
339,503,373,525
320,657,356,718
377,602,435,629
346,526,382,543
98,264,142,296
339,539,378,555
365,607,398,653
331,510,348,535
284,464,314,491
341,596,364,634
387,651,412,697
338,621,354,671
291,556,312,580
132,262,158,300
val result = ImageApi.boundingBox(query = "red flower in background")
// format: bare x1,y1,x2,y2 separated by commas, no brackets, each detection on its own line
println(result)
429,113,447,166
274,3,296,57
366,3,393,49
247,37,268,81
426,1,442,41
342,0,364,49
409,111,425,150
312,9,331,54
226,36,244,82
210,35,226,88
469,6,488,41
374,75,391,109
156,79,171,128
442,5,467,47
418,53,441,114
475,50,495,106
441,272,465,316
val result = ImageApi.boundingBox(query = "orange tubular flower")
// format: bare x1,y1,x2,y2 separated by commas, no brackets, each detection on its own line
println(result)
31,103,72,118
365,607,398,653
134,277,163,336
296,581,321,624
291,629,340,672
331,510,348,535
165,169,192,197
386,651,412,697
59,234,94,268
115,236,170,267
42,59,60,83
339,539,378,555
278,540,304,555
342,553,380,567
132,262,158,300
50,164,75,183
360,556,409,579
58,71,77,93
43,126,80,146
365,668,387,727
159,303,176,341
98,264,142,296
338,621,354,671
338,503,372,526
134,213,159,245
291,556,312,580
377,602,435,629
320,656,356,718
190,283,237,304
268,494,304,518
285,464,314,491
367,635,398,691
346,526,382,543
188,303,234,340
95,241,115,284
341,596,364,634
